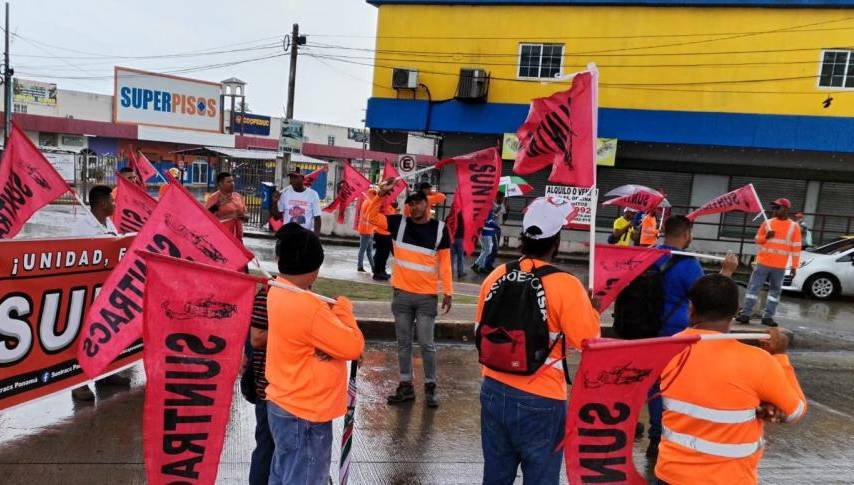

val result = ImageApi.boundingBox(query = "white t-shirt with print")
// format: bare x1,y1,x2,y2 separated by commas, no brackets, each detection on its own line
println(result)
277,187,321,231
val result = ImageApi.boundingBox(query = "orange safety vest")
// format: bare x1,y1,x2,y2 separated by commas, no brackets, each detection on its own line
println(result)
640,215,659,246
656,328,806,485
391,218,451,295
755,218,801,269
357,198,375,236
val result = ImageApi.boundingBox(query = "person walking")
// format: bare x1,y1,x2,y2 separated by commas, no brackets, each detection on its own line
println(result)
450,211,466,279
735,198,801,327
371,199,397,281
357,189,377,273
472,210,498,274
277,169,322,234
366,184,453,408
265,223,364,485
483,192,508,271
205,171,248,239
645,215,738,463
611,207,637,245
475,197,600,485
655,274,806,485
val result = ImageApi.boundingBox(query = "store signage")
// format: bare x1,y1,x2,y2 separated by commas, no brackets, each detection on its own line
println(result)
503,133,618,166
13,79,57,106
280,119,304,153
232,113,271,136
114,67,222,133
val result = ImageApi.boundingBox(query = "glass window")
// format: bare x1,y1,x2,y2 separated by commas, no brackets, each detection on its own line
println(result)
518,43,564,79
819,50,854,88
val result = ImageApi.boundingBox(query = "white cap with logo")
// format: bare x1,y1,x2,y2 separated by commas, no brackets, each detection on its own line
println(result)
522,196,577,240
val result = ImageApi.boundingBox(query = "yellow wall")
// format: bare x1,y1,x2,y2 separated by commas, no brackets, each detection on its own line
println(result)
371,5,854,117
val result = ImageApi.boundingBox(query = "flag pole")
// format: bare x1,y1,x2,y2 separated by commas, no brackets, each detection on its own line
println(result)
587,62,599,292
748,183,772,230
268,279,337,304
699,333,770,342
669,250,725,262
398,164,439,180
588,188,598,291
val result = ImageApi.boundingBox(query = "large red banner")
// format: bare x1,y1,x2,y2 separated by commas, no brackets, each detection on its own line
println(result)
0,123,73,240
445,148,502,255
77,182,254,378
323,162,371,224
514,68,597,187
0,236,138,411
564,336,698,485
593,244,670,311
114,175,157,234
139,251,258,485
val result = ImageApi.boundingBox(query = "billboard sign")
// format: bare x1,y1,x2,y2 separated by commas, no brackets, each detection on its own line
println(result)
114,66,223,133
280,119,304,153
232,113,272,136
13,79,57,106
545,185,599,230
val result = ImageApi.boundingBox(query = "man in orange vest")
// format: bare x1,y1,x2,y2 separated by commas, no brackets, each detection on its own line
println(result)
656,274,806,485
638,210,659,246
356,189,377,272
366,186,453,408
735,198,801,327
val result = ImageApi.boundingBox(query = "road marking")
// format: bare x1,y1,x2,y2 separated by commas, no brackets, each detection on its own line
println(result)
808,399,854,420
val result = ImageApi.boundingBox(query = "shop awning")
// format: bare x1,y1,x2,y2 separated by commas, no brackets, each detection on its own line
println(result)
172,146,279,160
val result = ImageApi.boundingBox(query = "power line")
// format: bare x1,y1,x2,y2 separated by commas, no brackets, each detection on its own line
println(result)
13,43,281,64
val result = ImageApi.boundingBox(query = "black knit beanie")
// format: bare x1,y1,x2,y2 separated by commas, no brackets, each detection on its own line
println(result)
275,223,325,275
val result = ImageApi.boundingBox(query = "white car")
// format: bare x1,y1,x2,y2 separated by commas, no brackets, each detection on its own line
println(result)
783,236,854,300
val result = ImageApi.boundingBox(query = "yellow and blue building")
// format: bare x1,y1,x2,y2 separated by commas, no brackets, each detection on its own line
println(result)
364,0,854,239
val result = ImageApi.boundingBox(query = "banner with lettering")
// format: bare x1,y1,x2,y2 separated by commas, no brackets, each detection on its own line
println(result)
445,148,502,255
139,251,258,485
592,244,670,311
114,175,157,234
687,184,763,221
130,150,159,185
323,162,371,224
514,67,597,187
77,182,254,378
564,336,698,485
0,122,73,240
0,236,138,411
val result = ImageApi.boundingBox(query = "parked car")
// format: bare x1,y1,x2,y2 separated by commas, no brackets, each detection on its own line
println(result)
783,236,854,300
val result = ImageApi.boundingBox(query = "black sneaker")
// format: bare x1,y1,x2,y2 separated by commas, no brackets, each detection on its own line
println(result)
761,317,779,327
357,266,366,272
373,273,391,281
425,383,439,409
387,382,415,405
734,315,751,325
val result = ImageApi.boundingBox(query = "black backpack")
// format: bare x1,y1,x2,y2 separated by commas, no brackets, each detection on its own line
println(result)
613,255,684,340
476,260,568,377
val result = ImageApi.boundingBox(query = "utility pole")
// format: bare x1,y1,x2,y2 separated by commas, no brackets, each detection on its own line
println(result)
3,2,12,146
281,23,305,181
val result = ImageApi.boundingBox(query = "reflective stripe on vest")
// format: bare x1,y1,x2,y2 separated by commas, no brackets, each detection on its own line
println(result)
786,400,806,423
396,259,436,273
663,397,757,424
662,426,763,458
394,219,445,257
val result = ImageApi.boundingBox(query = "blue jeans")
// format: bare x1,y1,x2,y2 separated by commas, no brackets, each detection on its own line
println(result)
357,234,374,270
474,234,495,269
452,237,466,277
647,381,663,441
485,229,501,268
249,400,274,485
480,377,566,485
267,401,333,485
739,264,786,319
392,289,438,383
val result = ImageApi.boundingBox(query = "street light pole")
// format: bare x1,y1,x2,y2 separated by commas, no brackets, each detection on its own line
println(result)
3,2,12,146
281,23,305,180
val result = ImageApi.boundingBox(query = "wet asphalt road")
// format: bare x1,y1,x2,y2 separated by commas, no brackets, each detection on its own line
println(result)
3,206,854,483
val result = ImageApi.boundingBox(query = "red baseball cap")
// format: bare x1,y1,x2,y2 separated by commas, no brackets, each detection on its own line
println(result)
772,198,791,208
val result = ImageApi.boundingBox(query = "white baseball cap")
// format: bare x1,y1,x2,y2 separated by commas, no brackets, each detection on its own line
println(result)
522,196,577,240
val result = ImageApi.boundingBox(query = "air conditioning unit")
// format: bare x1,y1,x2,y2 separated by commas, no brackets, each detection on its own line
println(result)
456,68,489,101
392,68,419,89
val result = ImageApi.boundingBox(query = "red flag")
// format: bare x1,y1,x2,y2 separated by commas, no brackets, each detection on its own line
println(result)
352,197,363,231
593,244,670,311
0,123,73,239
129,150,159,184
564,336,699,485
323,162,371,224
602,191,665,213
114,174,157,234
687,184,763,221
381,158,407,208
303,165,328,187
514,68,597,187
138,251,259,485
445,148,502,255
77,181,254,378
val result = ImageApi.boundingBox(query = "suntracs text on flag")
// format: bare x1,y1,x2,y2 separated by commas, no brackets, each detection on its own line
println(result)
687,184,763,221
445,147,502,255
113,175,157,234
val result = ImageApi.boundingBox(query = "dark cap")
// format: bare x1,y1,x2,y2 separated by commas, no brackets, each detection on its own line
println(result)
287,168,302,177
275,223,324,275
405,191,427,204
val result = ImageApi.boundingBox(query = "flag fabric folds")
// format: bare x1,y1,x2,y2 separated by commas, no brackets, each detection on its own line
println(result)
323,162,371,224
592,244,671,311
444,148,502,255
113,174,157,234
687,184,763,221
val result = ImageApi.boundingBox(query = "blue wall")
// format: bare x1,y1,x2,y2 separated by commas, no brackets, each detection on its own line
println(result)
366,97,854,153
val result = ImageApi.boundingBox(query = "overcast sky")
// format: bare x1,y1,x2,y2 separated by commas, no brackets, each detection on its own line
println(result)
8,0,378,127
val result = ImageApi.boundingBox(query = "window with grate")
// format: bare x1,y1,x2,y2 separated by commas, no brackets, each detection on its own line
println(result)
818,50,854,88
518,43,564,79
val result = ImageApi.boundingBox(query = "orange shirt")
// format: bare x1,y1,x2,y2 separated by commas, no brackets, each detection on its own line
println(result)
265,279,365,423
403,192,446,218
755,218,802,269
640,214,659,246
476,259,600,400
656,328,806,485
357,193,376,236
